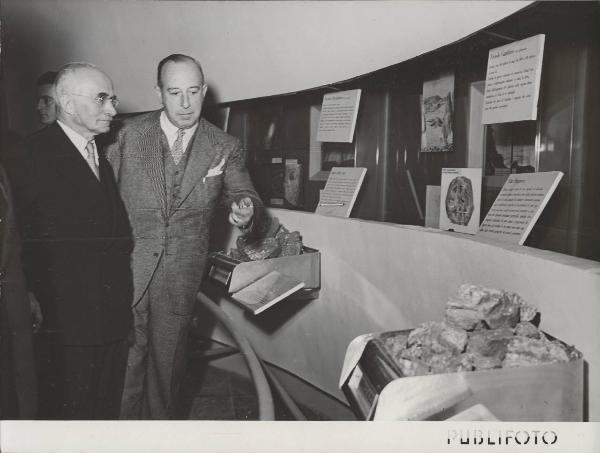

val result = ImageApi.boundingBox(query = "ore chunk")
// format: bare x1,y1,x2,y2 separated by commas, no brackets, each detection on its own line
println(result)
396,322,468,376
407,321,467,354
451,353,476,372
381,333,409,358
230,216,305,261
514,321,541,338
238,237,281,260
397,359,429,378
424,350,459,374
466,327,514,361
279,230,303,256
512,293,539,324
379,285,579,379
438,324,468,353
483,295,520,329
228,248,250,262
470,353,503,370
503,336,570,368
445,285,504,330
445,284,529,330
398,344,427,362
445,307,480,331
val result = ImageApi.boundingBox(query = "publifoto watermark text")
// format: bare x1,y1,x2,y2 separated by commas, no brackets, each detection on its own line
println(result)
447,428,558,446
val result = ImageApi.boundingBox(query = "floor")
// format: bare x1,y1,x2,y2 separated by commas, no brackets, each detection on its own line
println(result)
178,338,333,421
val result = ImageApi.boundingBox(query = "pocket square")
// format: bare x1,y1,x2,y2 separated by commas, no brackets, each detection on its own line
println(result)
203,157,227,182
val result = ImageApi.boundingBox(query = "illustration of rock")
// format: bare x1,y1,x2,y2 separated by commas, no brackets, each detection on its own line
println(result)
445,176,474,225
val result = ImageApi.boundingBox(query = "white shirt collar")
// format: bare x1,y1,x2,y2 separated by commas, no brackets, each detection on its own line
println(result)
56,120,99,165
159,111,198,151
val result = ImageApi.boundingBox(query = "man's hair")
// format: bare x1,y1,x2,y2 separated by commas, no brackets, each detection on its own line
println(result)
37,71,58,86
156,54,205,88
54,62,101,97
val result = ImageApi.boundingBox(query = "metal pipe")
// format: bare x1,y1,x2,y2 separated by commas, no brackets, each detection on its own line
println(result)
261,362,307,421
196,291,275,420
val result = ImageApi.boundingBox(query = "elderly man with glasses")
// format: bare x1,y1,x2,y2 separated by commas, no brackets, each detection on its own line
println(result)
12,62,133,419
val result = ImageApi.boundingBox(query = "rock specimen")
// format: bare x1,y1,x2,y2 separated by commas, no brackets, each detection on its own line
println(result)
407,321,468,354
376,284,581,379
466,326,514,362
445,284,536,331
229,217,304,261
503,334,579,368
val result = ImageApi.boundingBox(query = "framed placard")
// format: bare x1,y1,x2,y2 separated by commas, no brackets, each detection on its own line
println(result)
482,34,545,124
315,167,367,218
316,89,361,143
478,171,563,245
439,168,482,235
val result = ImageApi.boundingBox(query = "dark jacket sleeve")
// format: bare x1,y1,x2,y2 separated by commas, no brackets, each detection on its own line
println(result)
0,164,37,419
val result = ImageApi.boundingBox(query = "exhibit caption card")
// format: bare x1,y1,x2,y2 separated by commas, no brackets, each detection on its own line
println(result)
232,270,305,315
482,34,545,124
439,168,482,235
478,171,563,245
316,89,361,143
315,167,367,218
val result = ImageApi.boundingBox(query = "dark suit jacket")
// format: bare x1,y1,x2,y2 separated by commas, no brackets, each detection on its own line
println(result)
0,165,36,418
13,124,133,346
106,111,264,315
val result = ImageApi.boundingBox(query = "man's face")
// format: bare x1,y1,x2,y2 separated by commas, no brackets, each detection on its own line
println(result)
156,60,206,129
64,68,117,140
36,83,57,125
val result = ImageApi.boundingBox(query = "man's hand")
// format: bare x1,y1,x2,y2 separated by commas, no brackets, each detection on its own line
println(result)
229,197,254,230
29,292,43,333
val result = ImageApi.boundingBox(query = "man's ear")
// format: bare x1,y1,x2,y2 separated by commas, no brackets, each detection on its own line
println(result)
58,93,74,115
154,86,163,104
201,84,208,97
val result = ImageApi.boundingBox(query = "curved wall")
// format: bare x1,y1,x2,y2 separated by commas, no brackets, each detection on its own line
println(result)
1,0,530,133
207,209,600,420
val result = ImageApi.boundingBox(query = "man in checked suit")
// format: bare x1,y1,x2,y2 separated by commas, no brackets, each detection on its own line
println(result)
106,54,264,419
13,63,133,419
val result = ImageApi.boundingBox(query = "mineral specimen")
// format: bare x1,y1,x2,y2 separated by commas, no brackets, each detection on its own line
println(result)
407,321,467,354
445,284,536,330
466,327,514,362
503,336,572,368
230,217,304,261
376,284,580,379
514,321,541,338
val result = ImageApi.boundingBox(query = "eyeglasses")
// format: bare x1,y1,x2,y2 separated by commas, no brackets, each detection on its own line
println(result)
69,92,119,108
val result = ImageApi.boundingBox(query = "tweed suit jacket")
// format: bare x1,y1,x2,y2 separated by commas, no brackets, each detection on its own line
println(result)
105,110,263,315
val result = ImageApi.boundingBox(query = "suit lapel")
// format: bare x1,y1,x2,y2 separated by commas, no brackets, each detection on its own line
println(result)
51,125,104,193
137,118,168,219
172,120,219,213
98,158,118,239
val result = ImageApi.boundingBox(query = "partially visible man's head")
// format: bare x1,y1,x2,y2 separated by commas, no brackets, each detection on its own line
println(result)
36,71,58,125
54,62,118,140
155,54,207,129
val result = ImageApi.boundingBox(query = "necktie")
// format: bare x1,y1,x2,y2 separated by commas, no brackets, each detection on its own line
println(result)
85,140,100,180
171,128,185,165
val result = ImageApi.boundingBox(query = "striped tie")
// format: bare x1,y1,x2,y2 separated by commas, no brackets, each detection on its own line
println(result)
85,140,100,180
171,128,185,165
